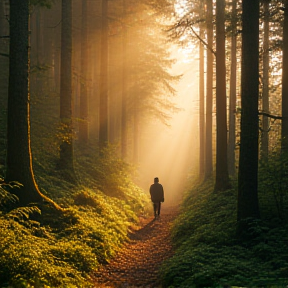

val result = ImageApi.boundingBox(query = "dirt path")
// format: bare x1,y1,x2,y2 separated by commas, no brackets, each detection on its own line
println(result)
92,206,178,288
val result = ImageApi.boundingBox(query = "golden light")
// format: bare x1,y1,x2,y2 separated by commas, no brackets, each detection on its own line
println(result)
86,0,201,206
137,47,200,206
174,0,190,18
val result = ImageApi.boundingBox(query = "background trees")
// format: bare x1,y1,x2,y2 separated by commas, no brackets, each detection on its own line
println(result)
59,0,75,178
79,0,89,144
169,0,288,235
0,0,183,188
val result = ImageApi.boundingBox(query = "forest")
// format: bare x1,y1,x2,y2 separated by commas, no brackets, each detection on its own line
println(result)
1,0,288,287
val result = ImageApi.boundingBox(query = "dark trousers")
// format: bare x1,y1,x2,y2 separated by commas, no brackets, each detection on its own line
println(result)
153,202,161,216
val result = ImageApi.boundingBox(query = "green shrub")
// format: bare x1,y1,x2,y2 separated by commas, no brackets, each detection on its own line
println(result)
161,179,288,288
0,68,152,287
0,145,151,287
258,150,288,220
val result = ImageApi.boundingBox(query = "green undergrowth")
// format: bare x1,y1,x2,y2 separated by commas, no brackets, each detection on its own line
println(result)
160,178,288,288
0,163,151,288
0,73,152,287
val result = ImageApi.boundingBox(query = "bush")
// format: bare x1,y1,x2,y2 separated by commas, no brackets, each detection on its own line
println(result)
0,144,151,287
160,179,288,287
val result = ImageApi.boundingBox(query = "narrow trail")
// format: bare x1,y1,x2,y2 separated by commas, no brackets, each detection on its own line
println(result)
92,206,178,288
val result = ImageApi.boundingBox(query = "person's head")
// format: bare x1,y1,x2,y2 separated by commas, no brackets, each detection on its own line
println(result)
154,177,159,183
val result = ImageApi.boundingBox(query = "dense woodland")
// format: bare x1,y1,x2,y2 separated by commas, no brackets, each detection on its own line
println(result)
1,0,288,287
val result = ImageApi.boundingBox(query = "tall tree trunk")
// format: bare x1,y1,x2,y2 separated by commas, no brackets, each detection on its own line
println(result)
79,0,89,144
214,0,230,191
121,0,128,159
205,0,213,180
0,0,9,45
36,8,43,65
6,0,49,205
282,0,288,151
199,28,205,179
237,0,260,228
261,0,270,158
89,0,101,142
228,0,237,176
99,0,109,150
59,0,75,177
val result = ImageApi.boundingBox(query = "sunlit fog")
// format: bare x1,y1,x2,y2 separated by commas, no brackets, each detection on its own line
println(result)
66,1,201,205
137,48,199,205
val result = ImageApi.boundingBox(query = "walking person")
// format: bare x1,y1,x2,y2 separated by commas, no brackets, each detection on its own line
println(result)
149,177,164,219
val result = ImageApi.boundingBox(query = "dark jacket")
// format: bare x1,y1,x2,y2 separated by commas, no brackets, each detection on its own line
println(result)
150,183,164,203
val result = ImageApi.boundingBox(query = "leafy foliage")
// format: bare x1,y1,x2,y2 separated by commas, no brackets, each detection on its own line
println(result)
0,155,151,287
0,179,19,208
0,93,151,288
258,150,288,220
160,178,288,287
30,0,54,8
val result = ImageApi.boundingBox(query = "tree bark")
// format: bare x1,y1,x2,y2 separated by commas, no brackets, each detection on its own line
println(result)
59,0,75,177
6,0,52,206
99,0,109,150
79,0,89,144
261,0,270,158
282,0,288,151
237,0,260,225
205,0,213,180
214,0,230,191
228,0,237,176
199,18,205,179
121,0,128,159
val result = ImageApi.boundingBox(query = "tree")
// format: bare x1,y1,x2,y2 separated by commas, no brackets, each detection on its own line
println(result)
214,0,230,191
205,0,214,180
59,0,75,178
121,0,128,159
5,0,56,206
199,1,205,179
261,0,270,158
282,0,288,151
124,3,180,163
237,0,260,231
228,0,237,176
99,0,109,149
79,0,89,144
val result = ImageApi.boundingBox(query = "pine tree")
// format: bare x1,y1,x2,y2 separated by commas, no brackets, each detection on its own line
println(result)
237,0,260,234
214,0,230,191
6,0,58,207
59,0,76,179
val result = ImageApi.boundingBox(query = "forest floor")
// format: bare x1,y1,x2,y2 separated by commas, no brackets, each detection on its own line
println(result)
92,205,178,288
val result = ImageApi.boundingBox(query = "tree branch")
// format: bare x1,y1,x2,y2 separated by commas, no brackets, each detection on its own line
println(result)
189,26,216,56
0,52,9,58
258,111,282,120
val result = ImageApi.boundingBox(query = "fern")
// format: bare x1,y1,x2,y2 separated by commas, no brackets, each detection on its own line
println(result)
0,178,19,208
5,206,41,222
0,177,41,221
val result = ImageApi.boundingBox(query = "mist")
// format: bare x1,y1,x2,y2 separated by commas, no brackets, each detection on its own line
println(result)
136,48,200,206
